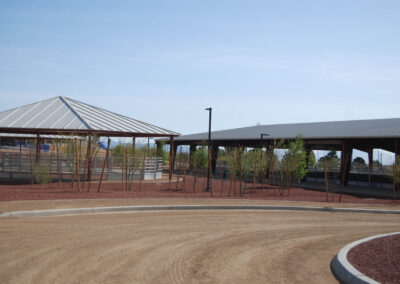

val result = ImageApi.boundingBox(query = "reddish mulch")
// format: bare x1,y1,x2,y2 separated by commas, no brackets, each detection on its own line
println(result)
348,234,400,283
0,176,399,205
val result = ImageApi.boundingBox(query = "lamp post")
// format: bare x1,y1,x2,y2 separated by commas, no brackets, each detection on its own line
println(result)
204,107,212,192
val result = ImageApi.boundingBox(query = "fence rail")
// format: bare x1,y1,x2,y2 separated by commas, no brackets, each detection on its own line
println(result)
0,151,163,182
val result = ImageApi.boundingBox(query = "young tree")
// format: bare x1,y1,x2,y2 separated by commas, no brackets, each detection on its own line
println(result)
352,157,367,170
156,141,169,166
318,150,340,169
192,145,207,192
280,136,307,194
308,151,316,168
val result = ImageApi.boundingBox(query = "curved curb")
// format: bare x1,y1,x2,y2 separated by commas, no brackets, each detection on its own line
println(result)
0,205,400,218
331,232,400,284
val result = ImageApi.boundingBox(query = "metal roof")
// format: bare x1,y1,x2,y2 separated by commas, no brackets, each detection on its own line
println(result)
0,133,82,140
174,118,400,142
0,96,179,137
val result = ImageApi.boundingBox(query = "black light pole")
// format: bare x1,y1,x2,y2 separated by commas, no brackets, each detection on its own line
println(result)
204,107,212,192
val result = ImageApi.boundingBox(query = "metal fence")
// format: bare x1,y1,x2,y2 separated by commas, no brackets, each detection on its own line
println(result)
0,151,163,182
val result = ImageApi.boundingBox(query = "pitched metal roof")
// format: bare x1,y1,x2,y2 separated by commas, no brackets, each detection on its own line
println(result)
174,118,400,142
0,133,82,140
0,96,179,137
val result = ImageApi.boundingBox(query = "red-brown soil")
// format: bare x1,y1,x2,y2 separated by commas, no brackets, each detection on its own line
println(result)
1,175,399,205
348,234,400,283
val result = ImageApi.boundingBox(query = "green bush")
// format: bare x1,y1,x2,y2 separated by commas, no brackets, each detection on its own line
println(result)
33,161,50,184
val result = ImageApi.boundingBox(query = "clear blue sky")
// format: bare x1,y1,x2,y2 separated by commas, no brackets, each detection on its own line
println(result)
1,0,400,138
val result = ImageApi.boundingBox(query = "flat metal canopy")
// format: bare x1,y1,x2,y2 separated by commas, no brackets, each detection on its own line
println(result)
172,118,400,142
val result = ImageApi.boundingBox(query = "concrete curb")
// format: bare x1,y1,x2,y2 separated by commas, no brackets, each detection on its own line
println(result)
330,232,400,284
0,205,400,218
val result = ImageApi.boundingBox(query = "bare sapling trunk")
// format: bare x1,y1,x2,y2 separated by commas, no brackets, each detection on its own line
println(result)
74,138,80,192
202,167,207,190
176,149,182,191
98,138,110,193
29,146,33,185
139,156,146,192
49,148,53,187
57,141,61,188
120,153,125,191
192,166,197,193
128,152,137,191
287,162,294,197
81,140,87,189
208,151,213,197
86,137,99,192
70,140,74,189
271,160,276,196
219,165,224,196
228,147,238,196
251,160,258,198
324,157,329,202
85,137,92,192
182,155,187,192
124,147,129,191
77,139,81,191
393,160,398,201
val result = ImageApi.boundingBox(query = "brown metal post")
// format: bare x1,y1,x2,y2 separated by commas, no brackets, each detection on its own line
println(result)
169,136,174,180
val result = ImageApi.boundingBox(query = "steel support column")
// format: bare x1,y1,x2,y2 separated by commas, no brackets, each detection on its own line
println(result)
368,149,373,171
341,140,353,186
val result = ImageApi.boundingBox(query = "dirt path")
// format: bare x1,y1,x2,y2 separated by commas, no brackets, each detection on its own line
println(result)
1,197,400,213
1,209,399,283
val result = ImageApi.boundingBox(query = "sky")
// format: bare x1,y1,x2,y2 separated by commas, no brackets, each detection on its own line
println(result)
1,1,399,162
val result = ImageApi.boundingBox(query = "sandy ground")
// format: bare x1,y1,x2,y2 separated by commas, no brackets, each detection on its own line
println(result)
1,206,400,283
1,197,400,213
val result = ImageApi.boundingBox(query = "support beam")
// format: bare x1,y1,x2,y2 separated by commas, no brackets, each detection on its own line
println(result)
368,148,373,185
341,140,353,186
368,149,373,171
189,144,196,170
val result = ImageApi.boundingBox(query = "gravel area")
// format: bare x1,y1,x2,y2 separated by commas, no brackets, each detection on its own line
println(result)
1,176,399,206
348,234,400,283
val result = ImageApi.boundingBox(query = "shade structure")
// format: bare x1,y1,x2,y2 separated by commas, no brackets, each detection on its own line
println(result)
0,96,179,137
172,118,400,143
